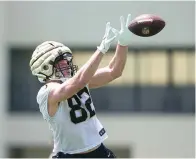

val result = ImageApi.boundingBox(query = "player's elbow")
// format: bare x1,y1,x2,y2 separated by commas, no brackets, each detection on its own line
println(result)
110,69,122,79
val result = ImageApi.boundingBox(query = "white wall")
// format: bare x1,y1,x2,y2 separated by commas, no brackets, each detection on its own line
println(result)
6,1,195,47
6,114,195,158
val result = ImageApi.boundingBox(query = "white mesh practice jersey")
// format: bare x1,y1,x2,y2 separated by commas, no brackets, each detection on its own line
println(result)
37,84,108,154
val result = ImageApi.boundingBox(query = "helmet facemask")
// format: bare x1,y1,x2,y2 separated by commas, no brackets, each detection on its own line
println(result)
51,52,78,82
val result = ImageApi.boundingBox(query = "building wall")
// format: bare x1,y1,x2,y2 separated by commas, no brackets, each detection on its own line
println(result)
6,1,195,47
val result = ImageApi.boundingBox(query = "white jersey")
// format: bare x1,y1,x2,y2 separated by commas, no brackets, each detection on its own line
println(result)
37,84,108,154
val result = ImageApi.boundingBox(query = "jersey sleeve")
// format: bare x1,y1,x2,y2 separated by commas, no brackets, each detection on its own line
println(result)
37,85,52,121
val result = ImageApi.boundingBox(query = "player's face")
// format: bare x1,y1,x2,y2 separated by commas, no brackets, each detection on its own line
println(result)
55,59,71,78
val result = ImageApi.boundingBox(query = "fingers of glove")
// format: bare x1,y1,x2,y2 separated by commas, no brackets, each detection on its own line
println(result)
111,28,119,36
126,14,132,27
106,27,119,42
103,22,111,38
107,36,116,43
107,34,118,43
107,24,118,39
120,16,125,31
105,22,111,37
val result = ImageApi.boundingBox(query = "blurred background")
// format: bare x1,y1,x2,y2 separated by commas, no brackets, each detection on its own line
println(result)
0,1,195,158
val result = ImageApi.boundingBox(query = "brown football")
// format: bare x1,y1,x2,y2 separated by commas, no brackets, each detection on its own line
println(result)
128,14,165,37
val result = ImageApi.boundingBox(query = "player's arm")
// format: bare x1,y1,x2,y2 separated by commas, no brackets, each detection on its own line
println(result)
49,23,118,104
88,44,128,89
89,14,132,89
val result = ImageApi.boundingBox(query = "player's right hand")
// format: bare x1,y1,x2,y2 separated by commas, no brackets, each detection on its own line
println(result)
97,22,119,54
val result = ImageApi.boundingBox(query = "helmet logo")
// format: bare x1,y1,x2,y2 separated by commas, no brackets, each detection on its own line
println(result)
43,65,49,70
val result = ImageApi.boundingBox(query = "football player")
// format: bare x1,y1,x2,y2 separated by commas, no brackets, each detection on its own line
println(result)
29,14,131,158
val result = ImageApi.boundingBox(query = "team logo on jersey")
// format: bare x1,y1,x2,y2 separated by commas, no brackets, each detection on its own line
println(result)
99,128,106,136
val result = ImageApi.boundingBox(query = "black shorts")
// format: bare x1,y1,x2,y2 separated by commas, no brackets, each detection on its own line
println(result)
52,143,116,158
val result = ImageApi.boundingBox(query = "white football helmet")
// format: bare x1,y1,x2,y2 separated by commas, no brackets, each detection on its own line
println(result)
29,41,78,83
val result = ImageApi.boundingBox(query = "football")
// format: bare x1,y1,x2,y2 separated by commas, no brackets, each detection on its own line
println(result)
128,14,165,37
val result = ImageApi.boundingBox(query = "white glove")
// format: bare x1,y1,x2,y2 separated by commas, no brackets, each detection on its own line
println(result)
97,22,119,54
117,14,132,46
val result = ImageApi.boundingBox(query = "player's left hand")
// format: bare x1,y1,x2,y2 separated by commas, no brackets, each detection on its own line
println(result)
117,14,132,46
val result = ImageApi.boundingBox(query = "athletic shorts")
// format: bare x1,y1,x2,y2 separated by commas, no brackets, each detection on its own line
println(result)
52,143,116,158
